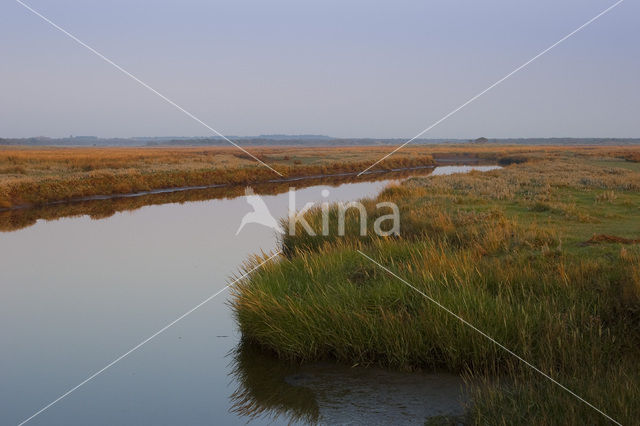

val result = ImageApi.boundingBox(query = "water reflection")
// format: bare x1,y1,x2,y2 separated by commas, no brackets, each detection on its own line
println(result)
229,342,472,425
229,342,319,424
1,175,406,425
430,165,501,176
2,164,496,425
0,167,437,233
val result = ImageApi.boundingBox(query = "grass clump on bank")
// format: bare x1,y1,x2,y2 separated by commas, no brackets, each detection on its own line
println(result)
232,154,640,424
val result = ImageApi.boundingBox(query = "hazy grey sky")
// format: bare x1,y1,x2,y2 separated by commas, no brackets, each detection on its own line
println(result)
1,0,638,139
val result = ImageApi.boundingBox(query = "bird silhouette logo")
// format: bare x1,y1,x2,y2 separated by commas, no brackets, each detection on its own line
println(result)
236,187,284,235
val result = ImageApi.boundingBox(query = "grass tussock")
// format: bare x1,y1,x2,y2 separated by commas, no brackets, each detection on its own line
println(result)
232,152,640,424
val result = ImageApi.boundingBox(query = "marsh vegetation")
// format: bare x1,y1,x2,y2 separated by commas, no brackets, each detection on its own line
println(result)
232,150,640,425
0,146,435,208
3,144,638,209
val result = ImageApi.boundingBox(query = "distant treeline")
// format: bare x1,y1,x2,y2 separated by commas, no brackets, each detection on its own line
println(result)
2,136,640,147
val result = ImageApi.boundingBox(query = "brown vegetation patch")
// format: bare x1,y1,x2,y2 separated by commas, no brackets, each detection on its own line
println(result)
583,234,640,245
4,144,640,208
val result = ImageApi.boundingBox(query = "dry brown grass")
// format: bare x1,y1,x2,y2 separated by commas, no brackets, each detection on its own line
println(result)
407,156,640,201
2,144,640,208
0,145,436,208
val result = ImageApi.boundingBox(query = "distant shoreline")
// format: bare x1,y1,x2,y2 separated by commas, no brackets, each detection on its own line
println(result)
3,136,640,148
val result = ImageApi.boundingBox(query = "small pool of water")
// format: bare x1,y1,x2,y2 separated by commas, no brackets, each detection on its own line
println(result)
431,165,502,175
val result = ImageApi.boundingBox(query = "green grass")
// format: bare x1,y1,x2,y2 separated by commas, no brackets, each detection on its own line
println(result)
586,157,640,172
232,155,640,424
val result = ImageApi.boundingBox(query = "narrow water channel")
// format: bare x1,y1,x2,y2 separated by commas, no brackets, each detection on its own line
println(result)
1,165,499,425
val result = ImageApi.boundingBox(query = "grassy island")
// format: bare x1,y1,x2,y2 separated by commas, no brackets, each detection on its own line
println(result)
232,150,640,425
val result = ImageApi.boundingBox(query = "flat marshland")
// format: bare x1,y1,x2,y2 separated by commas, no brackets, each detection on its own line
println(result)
232,149,640,424
2,144,636,209
0,145,436,208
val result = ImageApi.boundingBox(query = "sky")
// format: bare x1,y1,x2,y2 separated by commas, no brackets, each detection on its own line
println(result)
0,0,638,139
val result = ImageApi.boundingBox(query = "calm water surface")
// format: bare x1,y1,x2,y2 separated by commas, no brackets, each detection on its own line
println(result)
1,166,496,425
